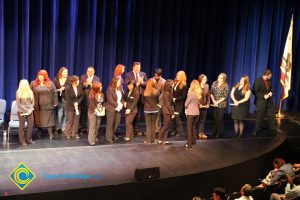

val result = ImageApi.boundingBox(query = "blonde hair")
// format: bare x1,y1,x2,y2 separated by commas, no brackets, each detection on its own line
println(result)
188,80,201,99
16,79,34,100
218,73,228,88
176,71,187,89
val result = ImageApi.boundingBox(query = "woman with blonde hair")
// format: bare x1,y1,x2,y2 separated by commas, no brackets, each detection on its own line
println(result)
230,75,251,138
143,78,159,144
16,79,35,145
210,73,229,138
184,80,201,148
171,70,187,137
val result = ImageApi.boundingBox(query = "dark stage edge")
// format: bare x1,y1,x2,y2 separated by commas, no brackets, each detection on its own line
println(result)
0,116,299,200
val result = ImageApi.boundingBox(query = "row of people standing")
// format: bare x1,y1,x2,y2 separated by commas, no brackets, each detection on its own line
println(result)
15,63,279,147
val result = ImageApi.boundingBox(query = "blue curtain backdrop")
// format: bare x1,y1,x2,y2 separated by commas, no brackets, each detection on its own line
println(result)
0,0,300,113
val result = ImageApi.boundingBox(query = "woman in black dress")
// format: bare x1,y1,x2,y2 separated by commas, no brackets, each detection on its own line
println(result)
230,75,251,138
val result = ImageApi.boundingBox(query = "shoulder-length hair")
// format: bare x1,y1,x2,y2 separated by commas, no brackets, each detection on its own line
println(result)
188,80,201,99
198,74,207,84
16,79,34,100
218,73,228,89
90,82,104,99
113,64,125,77
234,75,251,95
176,71,187,89
34,69,52,89
144,79,158,97
163,79,174,93
110,77,121,91
58,67,68,79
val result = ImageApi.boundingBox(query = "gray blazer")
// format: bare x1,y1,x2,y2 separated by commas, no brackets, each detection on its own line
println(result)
184,92,200,116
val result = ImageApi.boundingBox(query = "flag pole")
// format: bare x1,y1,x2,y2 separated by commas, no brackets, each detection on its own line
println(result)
276,98,284,118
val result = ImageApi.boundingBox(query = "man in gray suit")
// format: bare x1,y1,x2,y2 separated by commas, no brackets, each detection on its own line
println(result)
152,68,166,134
124,62,147,135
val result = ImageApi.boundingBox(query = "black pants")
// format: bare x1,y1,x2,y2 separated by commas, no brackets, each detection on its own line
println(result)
79,89,90,131
187,115,198,146
158,114,171,141
254,101,276,133
125,113,137,139
145,113,157,143
17,112,34,143
172,114,184,135
212,107,225,138
198,108,208,134
106,110,121,141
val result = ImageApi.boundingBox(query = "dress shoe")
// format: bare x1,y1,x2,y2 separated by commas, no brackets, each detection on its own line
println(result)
136,131,143,136
175,133,184,137
89,142,96,146
163,141,171,145
95,138,100,143
66,136,71,139
184,144,192,148
74,134,80,139
124,137,131,142
21,142,27,146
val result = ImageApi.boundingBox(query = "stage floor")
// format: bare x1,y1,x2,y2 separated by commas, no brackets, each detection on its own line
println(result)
0,115,299,196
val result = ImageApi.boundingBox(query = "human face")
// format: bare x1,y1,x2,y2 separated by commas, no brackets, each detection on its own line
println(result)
154,73,161,81
133,64,141,74
267,74,272,80
72,80,79,87
127,83,134,91
62,69,68,78
218,75,224,84
201,76,207,85
87,68,95,77
38,75,44,82
176,74,181,82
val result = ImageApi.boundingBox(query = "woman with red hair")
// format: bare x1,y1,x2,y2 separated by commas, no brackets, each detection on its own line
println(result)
32,69,58,139
113,64,125,92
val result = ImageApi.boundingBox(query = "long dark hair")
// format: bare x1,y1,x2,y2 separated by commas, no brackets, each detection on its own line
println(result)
163,79,174,93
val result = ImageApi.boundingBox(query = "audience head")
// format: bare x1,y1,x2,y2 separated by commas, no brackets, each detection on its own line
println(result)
273,158,285,169
240,184,252,197
163,79,174,93
70,75,79,87
58,67,68,79
127,80,136,91
154,68,163,80
198,74,207,85
132,62,141,74
213,187,226,200
87,66,95,77
114,64,125,77
262,69,272,80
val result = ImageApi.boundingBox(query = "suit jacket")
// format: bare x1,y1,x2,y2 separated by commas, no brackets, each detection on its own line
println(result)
124,71,147,94
173,84,187,113
253,77,274,106
153,77,166,107
143,93,159,112
65,85,84,111
125,88,140,114
270,163,295,185
185,92,200,115
162,91,174,115
106,86,124,112
200,84,210,106
80,74,100,90
88,93,105,113
53,76,70,103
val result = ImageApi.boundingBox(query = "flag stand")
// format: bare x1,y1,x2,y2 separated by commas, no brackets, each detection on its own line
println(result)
276,99,284,118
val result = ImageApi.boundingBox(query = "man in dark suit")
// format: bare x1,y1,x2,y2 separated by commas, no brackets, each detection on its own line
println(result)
79,66,100,134
253,69,281,136
124,62,147,135
65,76,83,139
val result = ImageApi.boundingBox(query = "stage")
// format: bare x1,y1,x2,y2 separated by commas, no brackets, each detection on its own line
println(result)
0,114,299,199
